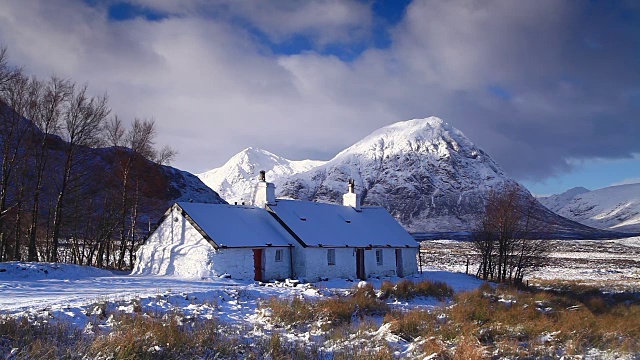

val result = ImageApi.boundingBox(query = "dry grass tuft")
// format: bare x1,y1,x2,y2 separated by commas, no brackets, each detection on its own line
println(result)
382,279,454,301
0,315,89,359
263,285,389,329
263,296,315,326
384,309,435,341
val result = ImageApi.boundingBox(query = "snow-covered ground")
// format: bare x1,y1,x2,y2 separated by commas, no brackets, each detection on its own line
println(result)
421,237,640,291
2,238,639,358
0,262,481,329
2,237,638,322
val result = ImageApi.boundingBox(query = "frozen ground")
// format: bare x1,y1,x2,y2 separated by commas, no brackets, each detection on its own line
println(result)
420,236,640,291
0,262,485,358
1,238,639,358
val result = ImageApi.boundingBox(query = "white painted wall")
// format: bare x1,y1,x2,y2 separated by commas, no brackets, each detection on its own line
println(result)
300,248,357,281
364,248,397,278
401,248,419,276
262,247,293,280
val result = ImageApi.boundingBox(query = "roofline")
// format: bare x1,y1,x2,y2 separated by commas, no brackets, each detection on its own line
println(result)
141,206,175,246
218,245,294,249
305,245,419,249
265,204,308,248
173,203,297,249
174,203,220,249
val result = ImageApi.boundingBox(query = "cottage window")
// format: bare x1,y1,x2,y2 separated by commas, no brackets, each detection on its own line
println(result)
376,249,383,266
327,249,336,265
275,249,283,262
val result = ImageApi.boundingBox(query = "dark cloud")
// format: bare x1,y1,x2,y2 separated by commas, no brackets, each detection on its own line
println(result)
0,0,638,181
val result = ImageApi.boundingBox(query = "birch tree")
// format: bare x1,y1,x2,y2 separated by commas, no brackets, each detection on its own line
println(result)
50,85,109,262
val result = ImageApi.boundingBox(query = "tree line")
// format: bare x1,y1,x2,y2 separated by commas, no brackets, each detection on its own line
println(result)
0,47,177,269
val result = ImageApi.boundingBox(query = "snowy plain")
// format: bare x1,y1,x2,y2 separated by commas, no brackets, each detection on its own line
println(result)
421,237,640,291
0,262,481,339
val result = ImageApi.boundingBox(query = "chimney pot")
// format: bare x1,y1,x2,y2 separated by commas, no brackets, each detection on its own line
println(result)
343,179,360,210
253,170,276,208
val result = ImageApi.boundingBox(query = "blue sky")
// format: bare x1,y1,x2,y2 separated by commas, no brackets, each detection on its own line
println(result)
0,0,638,195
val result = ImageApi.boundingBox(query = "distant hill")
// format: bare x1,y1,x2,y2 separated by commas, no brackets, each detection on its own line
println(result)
539,184,640,234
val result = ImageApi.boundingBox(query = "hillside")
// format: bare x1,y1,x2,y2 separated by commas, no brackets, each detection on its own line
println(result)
0,111,225,265
539,184,640,233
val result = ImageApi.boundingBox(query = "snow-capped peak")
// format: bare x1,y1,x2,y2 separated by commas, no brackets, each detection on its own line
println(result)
332,116,481,162
196,147,324,204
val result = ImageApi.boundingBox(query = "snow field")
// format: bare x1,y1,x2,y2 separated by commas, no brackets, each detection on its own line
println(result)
0,262,484,357
2,238,639,358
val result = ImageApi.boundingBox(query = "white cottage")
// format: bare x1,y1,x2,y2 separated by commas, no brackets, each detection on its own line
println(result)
133,173,419,281
132,203,299,280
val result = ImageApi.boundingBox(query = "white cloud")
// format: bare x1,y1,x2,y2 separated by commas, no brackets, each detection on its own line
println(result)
0,0,638,182
612,178,640,186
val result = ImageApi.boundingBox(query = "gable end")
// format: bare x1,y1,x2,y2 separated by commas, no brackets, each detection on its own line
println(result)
175,204,220,249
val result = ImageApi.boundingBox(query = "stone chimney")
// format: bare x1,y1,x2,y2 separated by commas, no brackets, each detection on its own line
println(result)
254,170,275,208
342,179,360,210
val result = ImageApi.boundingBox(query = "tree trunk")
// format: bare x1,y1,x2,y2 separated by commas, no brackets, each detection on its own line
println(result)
50,148,74,263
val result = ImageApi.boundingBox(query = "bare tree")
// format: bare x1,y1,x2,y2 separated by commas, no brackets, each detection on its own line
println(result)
25,77,73,260
0,67,32,260
127,118,157,159
114,118,157,269
104,115,125,147
156,144,178,165
472,184,550,284
49,85,110,262
0,47,20,91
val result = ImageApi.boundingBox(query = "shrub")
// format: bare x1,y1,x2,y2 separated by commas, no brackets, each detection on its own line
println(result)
382,279,454,301
262,297,315,326
318,297,357,325
384,309,435,340
415,280,454,301
393,279,416,300
0,315,88,359
379,280,394,300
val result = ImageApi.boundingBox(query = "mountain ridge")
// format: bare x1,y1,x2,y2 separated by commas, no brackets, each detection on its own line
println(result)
198,117,626,238
197,147,324,204
539,183,640,233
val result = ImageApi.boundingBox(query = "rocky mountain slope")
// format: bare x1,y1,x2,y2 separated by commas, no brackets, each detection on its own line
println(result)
539,184,640,233
199,117,621,238
197,147,324,204
276,117,512,232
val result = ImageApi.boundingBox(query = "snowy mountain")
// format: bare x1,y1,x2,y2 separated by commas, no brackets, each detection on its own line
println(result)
538,187,591,213
276,117,524,232
196,147,324,204
199,117,619,237
539,184,640,233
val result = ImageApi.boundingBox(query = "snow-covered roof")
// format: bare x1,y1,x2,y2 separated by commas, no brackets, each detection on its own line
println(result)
267,200,418,248
176,202,296,248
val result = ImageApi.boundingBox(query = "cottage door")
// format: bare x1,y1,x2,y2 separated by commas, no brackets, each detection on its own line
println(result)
253,249,263,281
356,248,366,280
395,249,404,277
